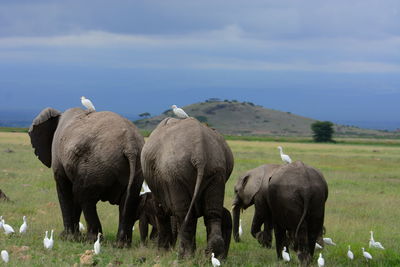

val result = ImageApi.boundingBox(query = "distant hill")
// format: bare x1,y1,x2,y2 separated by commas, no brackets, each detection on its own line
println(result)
134,100,395,137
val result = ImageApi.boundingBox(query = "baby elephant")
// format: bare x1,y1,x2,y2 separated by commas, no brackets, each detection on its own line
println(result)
135,192,160,244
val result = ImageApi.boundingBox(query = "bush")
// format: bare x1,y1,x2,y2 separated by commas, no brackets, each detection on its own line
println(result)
311,121,335,142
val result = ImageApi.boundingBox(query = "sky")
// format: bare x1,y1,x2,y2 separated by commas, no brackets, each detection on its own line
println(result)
0,0,399,130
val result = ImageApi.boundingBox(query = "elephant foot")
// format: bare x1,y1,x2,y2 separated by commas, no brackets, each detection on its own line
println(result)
206,235,225,258
255,231,272,248
115,240,131,249
60,229,82,242
297,251,311,267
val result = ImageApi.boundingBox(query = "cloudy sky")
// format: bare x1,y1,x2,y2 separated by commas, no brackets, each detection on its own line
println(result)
1,0,399,129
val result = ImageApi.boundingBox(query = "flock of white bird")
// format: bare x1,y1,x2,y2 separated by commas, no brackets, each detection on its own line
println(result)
0,98,388,265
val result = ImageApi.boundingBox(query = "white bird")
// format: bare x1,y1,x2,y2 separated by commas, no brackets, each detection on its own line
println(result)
317,253,325,267
171,105,189,119
132,225,135,231
0,216,3,229
19,216,27,234
238,219,243,238
2,219,15,235
81,96,96,112
277,146,292,164
282,246,290,262
94,233,102,255
211,252,220,267
79,222,85,232
140,181,151,195
369,231,384,249
1,250,9,263
43,231,49,248
362,247,372,261
45,230,54,250
347,245,354,260
323,237,336,246
315,242,323,249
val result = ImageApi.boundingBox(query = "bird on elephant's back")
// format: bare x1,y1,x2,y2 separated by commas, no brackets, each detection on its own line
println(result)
141,117,234,259
29,107,145,247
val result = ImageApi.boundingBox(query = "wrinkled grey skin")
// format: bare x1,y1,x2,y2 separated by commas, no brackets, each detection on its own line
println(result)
141,117,234,258
134,192,160,245
29,107,144,247
267,161,328,266
232,164,281,245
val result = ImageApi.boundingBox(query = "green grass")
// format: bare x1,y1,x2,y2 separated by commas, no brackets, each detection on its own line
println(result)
1,132,400,266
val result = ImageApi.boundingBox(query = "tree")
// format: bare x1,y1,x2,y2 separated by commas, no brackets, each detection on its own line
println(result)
311,121,335,142
139,112,151,118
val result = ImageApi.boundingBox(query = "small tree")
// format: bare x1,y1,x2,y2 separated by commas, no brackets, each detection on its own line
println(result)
311,121,335,142
139,112,151,118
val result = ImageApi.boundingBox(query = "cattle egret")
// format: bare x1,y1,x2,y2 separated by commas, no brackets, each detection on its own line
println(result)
44,230,54,250
2,219,14,235
362,247,372,261
369,231,384,249
317,253,325,267
43,231,49,248
277,146,292,164
141,181,151,195
132,225,135,231
0,216,3,229
323,237,336,246
81,96,96,112
19,216,27,234
315,242,323,249
239,219,243,237
211,252,220,267
94,233,102,255
347,245,354,260
79,222,85,232
282,246,290,262
171,105,189,119
1,250,9,263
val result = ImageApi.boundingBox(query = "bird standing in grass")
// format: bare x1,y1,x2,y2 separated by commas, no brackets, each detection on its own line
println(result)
171,105,189,119
1,250,9,263
94,233,102,255
362,247,372,261
43,231,49,249
282,246,290,262
44,230,54,250
323,237,336,246
81,96,96,112
19,216,27,234
277,146,292,164
211,252,220,267
315,242,323,249
238,219,243,238
79,222,85,232
347,245,354,260
369,231,384,249
2,219,14,235
317,253,325,267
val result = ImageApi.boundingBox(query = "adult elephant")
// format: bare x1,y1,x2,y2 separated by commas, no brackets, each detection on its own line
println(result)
141,117,233,259
29,107,144,247
232,164,281,245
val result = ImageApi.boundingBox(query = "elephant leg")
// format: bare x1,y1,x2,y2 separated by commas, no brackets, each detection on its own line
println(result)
274,225,286,260
55,174,79,239
149,225,158,241
178,212,198,258
295,223,311,267
203,175,225,258
251,205,272,248
139,215,149,245
157,213,174,250
220,207,232,258
82,201,102,242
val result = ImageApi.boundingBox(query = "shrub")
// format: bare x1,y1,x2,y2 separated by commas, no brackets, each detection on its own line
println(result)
311,121,335,142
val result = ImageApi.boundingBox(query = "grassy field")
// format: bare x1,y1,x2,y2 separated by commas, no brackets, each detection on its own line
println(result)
1,132,399,266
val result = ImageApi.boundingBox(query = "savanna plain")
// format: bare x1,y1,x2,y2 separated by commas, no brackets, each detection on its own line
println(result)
0,132,399,266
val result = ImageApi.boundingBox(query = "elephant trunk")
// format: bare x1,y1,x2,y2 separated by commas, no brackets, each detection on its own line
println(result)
232,195,242,242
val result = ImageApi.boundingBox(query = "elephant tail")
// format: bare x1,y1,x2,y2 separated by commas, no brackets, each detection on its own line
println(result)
182,165,205,228
295,194,309,240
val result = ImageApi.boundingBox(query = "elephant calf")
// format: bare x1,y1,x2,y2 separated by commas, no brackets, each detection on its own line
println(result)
141,117,233,259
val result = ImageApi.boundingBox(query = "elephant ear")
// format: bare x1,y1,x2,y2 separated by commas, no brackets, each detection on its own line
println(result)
28,107,61,168
236,170,263,207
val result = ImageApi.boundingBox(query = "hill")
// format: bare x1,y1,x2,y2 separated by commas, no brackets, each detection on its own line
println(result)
134,100,395,137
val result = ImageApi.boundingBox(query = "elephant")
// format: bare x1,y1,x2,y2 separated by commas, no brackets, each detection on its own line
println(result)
29,107,144,247
232,164,282,245
134,192,160,245
232,161,328,266
141,117,234,259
